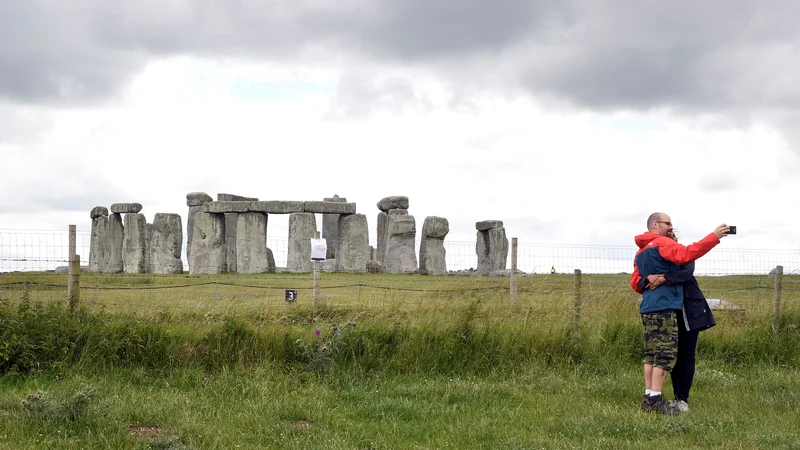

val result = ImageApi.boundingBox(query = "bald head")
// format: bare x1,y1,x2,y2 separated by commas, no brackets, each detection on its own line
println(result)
647,212,673,236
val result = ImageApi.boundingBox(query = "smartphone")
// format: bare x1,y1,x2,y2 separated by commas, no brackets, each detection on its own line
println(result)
728,226,737,235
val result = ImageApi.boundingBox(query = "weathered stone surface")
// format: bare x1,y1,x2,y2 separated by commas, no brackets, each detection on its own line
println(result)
90,206,108,219
236,212,269,274
106,213,124,273
223,213,239,272
377,196,409,212
89,215,108,272
266,247,276,273
367,260,381,273
186,205,204,269
150,213,183,274
336,214,369,273
187,192,213,207
123,213,147,273
368,245,375,261
323,259,336,273
322,195,347,259
419,216,449,275
388,209,408,215
476,227,508,275
422,216,449,238
111,203,143,214
286,213,317,273
217,193,258,202
202,201,250,213
249,201,305,214
189,212,225,274
303,201,357,214
144,223,154,272
476,220,503,231
382,215,418,274
376,212,388,263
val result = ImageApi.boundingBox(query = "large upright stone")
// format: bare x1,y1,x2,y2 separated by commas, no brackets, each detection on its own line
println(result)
189,212,225,274
476,222,508,275
322,195,347,259
186,192,213,270
144,223,154,272
382,215,418,274
266,248,276,273
123,213,147,273
286,213,317,273
236,212,269,274
151,213,183,274
377,196,409,212
376,212,388,263
218,194,258,272
89,214,109,272
106,213,124,273
419,216,449,275
336,213,369,273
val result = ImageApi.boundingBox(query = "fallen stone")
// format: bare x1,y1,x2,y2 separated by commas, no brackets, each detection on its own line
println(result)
111,203,143,214
90,206,108,219
303,201,357,214
249,201,305,214
187,192,213,207
706,298,746,311
150,213,183,274
476,220,504,231
377,196,409,212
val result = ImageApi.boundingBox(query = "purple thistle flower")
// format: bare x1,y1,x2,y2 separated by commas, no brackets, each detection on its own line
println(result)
333,327,339,333
314,329,320,336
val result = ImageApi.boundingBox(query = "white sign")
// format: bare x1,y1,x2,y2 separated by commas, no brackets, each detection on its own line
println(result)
310,238,327,262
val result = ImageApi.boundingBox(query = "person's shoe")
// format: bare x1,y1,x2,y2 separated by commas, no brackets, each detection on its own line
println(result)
641,394,653,412
647,394,680,415
668,399,689,412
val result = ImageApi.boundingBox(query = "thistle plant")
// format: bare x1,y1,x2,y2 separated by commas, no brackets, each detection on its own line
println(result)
300,319,357,375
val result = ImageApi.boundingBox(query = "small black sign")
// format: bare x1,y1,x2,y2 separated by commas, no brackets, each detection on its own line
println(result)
285,289,298,303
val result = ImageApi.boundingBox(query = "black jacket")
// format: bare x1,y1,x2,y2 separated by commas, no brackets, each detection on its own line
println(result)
638,261,716,332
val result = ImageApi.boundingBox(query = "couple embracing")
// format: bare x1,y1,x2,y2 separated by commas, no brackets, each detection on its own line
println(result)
631,213,731,415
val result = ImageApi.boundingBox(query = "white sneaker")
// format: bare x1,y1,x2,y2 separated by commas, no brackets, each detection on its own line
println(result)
668,399,689,412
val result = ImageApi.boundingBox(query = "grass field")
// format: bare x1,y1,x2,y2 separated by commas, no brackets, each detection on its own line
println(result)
1,271,799,449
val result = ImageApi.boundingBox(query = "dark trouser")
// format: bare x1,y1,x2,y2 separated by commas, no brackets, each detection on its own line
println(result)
671,309,699,402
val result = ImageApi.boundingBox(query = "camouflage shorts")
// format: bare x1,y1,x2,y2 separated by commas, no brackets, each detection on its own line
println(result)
642,310,679,372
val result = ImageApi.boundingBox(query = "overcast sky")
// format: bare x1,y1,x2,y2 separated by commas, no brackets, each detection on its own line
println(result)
2,0,799,254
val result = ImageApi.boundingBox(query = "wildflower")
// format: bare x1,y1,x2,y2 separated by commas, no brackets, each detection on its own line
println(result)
21,400,27,406
322,346,328,352
314,329,320,336
333,327,339,333
312,318,317,323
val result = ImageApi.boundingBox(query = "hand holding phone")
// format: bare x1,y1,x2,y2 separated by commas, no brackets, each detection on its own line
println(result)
727,225,737,235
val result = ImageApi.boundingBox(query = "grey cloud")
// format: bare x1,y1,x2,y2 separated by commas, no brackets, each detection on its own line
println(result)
2,0,800,151
324,71,433,119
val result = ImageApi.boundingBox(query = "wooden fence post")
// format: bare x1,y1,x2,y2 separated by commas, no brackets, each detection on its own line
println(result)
510,238,518,305
67,225,80,313
573,269,582,340
773,265,783,332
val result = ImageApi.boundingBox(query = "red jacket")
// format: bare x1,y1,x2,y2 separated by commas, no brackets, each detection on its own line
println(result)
630,231,720,295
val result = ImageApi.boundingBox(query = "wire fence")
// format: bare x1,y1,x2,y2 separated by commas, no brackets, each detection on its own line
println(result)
1,228,799,330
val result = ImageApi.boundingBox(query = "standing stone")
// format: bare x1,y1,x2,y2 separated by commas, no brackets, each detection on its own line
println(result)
419,216,449,275
266,248,276,273
336,214,369,273
144,223,155,272
236,212,269,274
476,221,508,275
106,213,125,273
123,213,147,273
376,212,388,263
189,212,225,274
89,214,109,272
287,212,317,273
186,192,213,270
218,194,258,273
151,213,183,274
382,215,418,274
322,195,347,259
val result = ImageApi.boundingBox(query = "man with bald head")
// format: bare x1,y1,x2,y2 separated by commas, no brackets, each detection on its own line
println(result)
631,212,729,414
